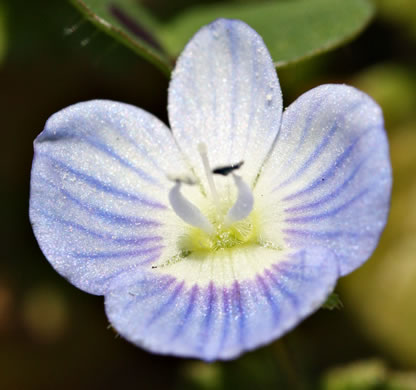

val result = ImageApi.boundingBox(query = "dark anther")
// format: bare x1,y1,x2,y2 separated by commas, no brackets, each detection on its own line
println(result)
212,161,244,176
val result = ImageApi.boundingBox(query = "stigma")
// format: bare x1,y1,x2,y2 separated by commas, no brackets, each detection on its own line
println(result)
168,143,254,235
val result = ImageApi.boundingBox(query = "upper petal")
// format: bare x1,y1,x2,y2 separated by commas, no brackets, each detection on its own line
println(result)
168,19,283,187
30,100,189,295
256,84,392,276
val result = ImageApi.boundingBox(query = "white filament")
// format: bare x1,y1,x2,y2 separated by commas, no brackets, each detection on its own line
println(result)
169,181,214,234
197,142,220,209
225,174,254,225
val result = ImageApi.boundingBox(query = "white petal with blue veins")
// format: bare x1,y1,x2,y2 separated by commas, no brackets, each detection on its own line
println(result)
256,84,392,276
30,100,190,295
105,246,338,361
168,19,283,189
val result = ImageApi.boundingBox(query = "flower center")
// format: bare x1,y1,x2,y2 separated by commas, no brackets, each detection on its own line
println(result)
168,143,255,251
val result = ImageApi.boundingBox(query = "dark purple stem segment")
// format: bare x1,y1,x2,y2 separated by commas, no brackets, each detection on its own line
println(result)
109,4,164,52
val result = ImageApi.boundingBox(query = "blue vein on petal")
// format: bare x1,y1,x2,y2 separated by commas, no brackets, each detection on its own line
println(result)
217,288,231,357
93,259,162,287
284,155,370,213
38,209,163,245
170,284,199,342
84,134,162,186
274,99,364,191
124,277,176,311
274,94,327,177
232,281,246,348
256,274,280,325
285,186,371,224
198,282,216,353
38,153,166,208
72,246,163,260
242,38,261,159
112,120,171,177
146,282,185,327
283,124,379,203
265,267,299,309
60,188,160,226
283,229,374,239
227,21,238,161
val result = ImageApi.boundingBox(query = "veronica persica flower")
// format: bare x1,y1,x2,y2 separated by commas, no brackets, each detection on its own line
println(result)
30,19,391,361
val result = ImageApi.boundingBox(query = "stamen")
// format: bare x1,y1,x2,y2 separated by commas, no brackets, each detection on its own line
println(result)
169,180,214,234
198,143,220,209
225,174,254,225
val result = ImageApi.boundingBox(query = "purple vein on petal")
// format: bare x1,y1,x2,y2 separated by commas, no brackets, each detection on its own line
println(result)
59,188,161,227
275,94,327,177
37,154,166,208
124,277,176,311
37,209,163,245
256,274,280,325
170,284,199,342
274,99,364,191
282,125,378,203
284,155,370,213
146,282,185,327
242,38,261,157
231,281,246,348
217,287,231,358
82,135,162,186
283,229,367,240
72,245,163,260
285,187,371,224
198,282,216,353
111,122,169,177
264,268,298,309
226,21,239,160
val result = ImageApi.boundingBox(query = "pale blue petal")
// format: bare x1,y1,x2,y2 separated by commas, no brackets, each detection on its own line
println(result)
168,19,283,187
256,84,392,276
30,100,189,295
105,247,338,361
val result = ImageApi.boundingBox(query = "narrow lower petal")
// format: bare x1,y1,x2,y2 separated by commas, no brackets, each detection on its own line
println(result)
256,84,392,276
168,19,283,188
105,246,338,361
30,100,189,295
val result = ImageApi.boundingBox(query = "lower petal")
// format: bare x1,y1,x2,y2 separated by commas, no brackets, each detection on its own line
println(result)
105,246,338,361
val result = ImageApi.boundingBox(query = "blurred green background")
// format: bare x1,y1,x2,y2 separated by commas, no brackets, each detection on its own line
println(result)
1,0,416,389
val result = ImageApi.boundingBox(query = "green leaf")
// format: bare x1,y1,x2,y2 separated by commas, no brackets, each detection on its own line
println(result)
322,292,343,310
70,0,374,75
69,0,173,76
161,0,374,68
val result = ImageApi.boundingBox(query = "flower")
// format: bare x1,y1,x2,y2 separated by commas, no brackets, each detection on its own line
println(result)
29,19,391,361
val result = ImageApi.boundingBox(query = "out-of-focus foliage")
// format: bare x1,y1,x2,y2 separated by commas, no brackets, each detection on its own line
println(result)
0,2,7,63
376,0,416,39
341,62,416,367
70,0,374,74
322,360,416,390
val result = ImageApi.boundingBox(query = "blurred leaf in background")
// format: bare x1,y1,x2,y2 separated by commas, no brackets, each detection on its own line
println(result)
70,0,375,74
322,359,416,390
0,1,7,63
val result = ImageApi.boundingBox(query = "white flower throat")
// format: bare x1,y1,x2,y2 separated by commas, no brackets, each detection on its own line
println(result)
168,143,255,251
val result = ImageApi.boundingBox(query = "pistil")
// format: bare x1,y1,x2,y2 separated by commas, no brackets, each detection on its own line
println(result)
198,143,220,211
